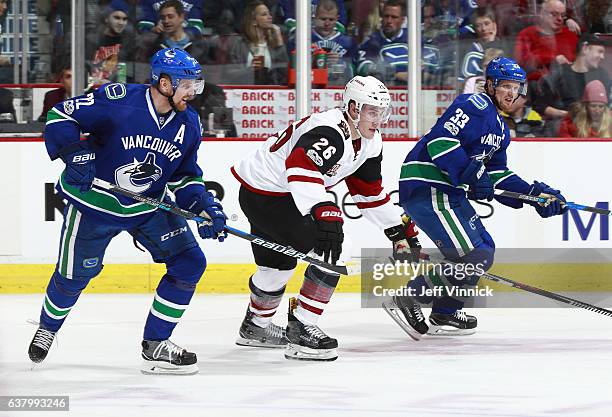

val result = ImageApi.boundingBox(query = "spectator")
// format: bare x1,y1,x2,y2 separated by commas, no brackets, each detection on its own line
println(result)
535,33,611,124
86,0,136,84
38,69,72,122
514,0,579,83
462,47,504,94
355,0,408,86
280,0,348,34
287,0,355,86
422,1,456,88
136,0,209,66
0,87,16,123
558,79,611,138
137,0,204,38
360,0,406,43
203,0,283,36
457,7,506,84
501,93,546,137
213,1,287,85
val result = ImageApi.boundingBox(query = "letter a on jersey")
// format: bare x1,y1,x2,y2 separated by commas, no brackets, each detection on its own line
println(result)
174,124,185,144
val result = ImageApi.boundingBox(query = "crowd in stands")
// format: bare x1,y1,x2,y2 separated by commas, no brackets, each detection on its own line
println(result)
1,0,611,138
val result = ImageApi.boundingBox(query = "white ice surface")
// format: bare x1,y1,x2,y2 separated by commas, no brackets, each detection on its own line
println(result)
1,294,612,417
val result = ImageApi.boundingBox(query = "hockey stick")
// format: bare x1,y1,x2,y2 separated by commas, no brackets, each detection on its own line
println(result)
493,190,610,215
91,178,349,275
415,253,612,318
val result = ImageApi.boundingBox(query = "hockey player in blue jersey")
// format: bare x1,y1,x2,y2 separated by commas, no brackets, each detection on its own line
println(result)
28,48,227,374
383,57,568,339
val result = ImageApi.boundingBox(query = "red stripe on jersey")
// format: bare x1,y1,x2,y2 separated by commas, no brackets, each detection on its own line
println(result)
297,299,324,316
287,175,324,185
345,176,383,197
285,147,321,172
231,166,289,196
355,194,391,209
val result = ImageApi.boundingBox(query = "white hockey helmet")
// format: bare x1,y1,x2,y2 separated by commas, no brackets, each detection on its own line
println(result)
342,76,392,124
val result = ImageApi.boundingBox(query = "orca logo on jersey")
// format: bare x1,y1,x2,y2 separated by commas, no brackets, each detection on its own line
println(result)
115,152,163,193
474,147,497,164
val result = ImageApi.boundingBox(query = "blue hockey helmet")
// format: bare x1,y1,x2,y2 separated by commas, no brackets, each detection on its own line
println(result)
485,57,528,96
150,48,204,94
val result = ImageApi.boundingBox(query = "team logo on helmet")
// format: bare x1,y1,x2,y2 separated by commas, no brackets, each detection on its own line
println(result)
165,49,176,58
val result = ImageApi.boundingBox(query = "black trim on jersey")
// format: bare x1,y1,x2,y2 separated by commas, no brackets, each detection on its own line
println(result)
293,126,345,175
349,151,383,182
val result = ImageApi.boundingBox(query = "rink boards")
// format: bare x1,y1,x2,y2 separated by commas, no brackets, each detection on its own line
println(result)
1,139,611,293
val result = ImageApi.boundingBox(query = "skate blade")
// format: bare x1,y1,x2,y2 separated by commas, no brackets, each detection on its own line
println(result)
140,360,199,375
427,325,476,336
235,336,287,349
381,301,424,341
284,344,338,361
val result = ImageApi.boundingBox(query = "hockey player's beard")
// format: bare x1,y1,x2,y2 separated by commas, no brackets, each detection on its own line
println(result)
172,96,189,112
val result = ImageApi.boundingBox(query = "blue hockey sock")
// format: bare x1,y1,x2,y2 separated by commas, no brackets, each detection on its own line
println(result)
39,271,89,332
144,274,198,341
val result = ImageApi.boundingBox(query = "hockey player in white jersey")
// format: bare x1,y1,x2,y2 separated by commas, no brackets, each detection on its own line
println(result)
231,76,420,361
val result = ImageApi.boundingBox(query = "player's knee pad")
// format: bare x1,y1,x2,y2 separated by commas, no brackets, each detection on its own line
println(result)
306,264,340,289
252,266,294,293
166,246,207,284
51,270,90,296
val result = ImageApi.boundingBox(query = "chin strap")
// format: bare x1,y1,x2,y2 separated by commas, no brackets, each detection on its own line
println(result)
156,83,180,113
344,111,364,139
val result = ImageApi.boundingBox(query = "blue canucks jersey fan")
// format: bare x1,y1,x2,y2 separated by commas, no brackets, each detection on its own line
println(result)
355,0,408,86
138,0,204,38
28,48,227,375
384,57,568,340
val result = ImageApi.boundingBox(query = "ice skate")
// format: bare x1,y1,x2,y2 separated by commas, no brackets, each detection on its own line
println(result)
382,294,429,340
285,298,338,361
428,310,477,336
141,339,198,375
236,308,287,348
28,327,57,364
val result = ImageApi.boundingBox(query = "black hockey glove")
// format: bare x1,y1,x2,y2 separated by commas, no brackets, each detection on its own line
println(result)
61,149,96,193
460,159,494,201
310,201,344,264
528,181,567,218
384,215,421,263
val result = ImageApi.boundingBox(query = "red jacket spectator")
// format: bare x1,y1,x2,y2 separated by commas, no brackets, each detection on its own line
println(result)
37,69,71,122
514,0,579,82
557,116,593,137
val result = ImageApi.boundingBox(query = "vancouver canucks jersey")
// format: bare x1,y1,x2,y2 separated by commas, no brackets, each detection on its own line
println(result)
137,0,204,36
288,31,355,60
355,29,408,77
44,83,206,227
399,92,530,207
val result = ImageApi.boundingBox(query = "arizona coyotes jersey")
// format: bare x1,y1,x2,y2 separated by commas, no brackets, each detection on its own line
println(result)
232,108,401,229
44,83,206,227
